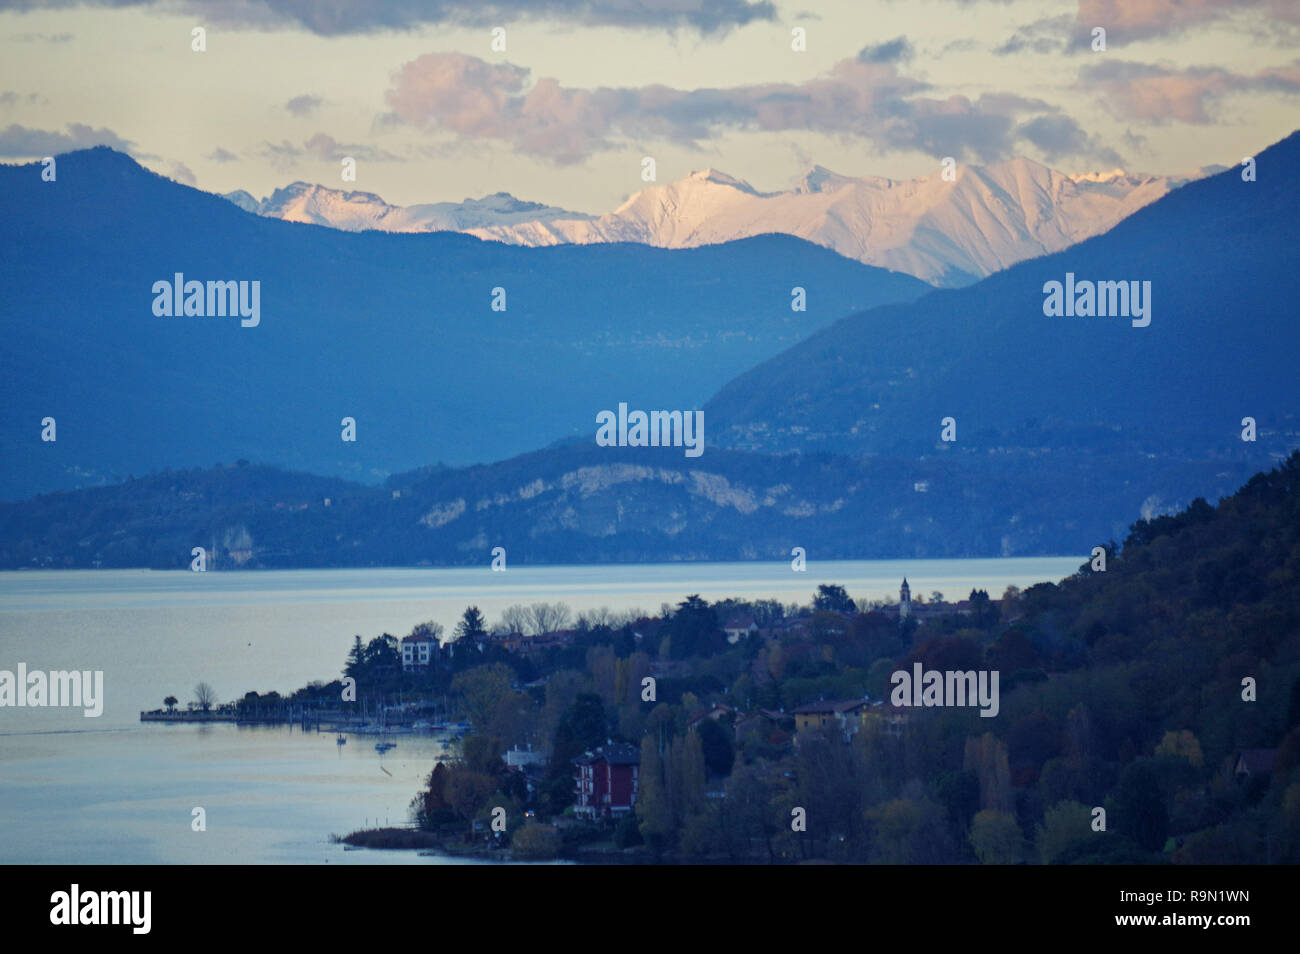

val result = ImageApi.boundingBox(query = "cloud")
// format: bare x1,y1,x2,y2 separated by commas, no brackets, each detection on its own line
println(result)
1122,128,1149,153
0,122,136,157
0,91,44,105
857,36,914,64
993,15,1087,56
286,94,322,117
0,0,775,35
383,49,1097,165
1015,114,1123,165
168,160,196,185
206,146,238,162
1075,0,1300,43
260,132,401,170
1081,59,1300,123
7,31,73,42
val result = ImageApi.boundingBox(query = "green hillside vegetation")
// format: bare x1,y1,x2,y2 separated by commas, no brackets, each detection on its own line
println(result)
367,452,1300,862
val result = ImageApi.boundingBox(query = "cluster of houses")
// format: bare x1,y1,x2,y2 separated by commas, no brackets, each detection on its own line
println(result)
719,578,1001,646
403,579,989,674
564,696,913,819
408,581,1015,820
399,629,580,671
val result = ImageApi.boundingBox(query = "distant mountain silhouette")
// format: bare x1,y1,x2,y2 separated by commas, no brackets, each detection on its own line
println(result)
705,131,1300,462
0,147,929,500
0,447,1262,568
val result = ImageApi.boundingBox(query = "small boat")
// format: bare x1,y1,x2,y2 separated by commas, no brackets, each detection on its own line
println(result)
336,735,347,745
375,741,397,753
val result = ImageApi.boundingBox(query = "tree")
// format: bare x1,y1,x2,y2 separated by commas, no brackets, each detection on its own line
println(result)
636,735,674,851
1035,800,1093,864
795,729,873,859
750,599,785,626
193,682,216,712
362,635,400,676
964,733,1013,813
1276,725,1300,780
695,718,735,777
614,813,644,849
936,770,980,830
527,602,572,635
969,810,1025,864
446,770,497,836
562,693,608,752
1287,675,1300,733
163,695,178,712
454,606,488,643
578,605,614,630
1000,585,1021,619
867,794,954,864
412,762,455,829
669,730,708,828
451,664,516,730
813,584,856,614
1114,759,1168,851
511,824,561,860
498,604,531,635
1154,730,1204,767
410,620,444,643
540,693,608,815
990,628,1040,671
665,595,722,660
343,635,365,679
461,734,507,777
719,764,782,862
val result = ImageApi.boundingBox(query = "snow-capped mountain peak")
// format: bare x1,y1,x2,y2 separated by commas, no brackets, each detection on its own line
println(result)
220,182,588,233
1068,168,1130,184
223,157,1203,286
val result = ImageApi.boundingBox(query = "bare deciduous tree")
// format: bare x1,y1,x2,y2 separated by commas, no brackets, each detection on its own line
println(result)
194,682,216,712
498,604,532,635
578,605,613,629
527,602,572,635
410,620,444,642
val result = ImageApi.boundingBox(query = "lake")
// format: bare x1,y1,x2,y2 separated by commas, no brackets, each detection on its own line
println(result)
0,557,1080,863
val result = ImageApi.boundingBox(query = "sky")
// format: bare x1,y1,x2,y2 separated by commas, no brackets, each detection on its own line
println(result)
0,0,1297,212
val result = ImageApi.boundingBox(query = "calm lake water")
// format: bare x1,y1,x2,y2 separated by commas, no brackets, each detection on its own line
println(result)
0,558,1080,864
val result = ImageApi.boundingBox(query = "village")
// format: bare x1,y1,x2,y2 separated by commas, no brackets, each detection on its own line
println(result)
177,566,1284,865
328,579,1019,860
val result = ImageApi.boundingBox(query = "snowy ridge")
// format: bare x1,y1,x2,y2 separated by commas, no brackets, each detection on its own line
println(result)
225,158,1204,286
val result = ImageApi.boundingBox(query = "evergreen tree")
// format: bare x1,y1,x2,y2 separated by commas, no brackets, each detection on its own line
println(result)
539,693,607,815
1287,675,1300,733
1114,759,1168,852
813,583,856,614
454,606,488,642
344,635,364,679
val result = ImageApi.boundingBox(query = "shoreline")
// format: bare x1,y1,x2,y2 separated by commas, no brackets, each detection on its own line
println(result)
338,827,659,864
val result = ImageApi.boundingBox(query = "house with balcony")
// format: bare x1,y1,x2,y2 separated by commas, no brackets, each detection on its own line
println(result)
573,743,641,819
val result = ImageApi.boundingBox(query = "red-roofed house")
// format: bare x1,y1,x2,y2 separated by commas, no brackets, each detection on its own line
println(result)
686,703,735,729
